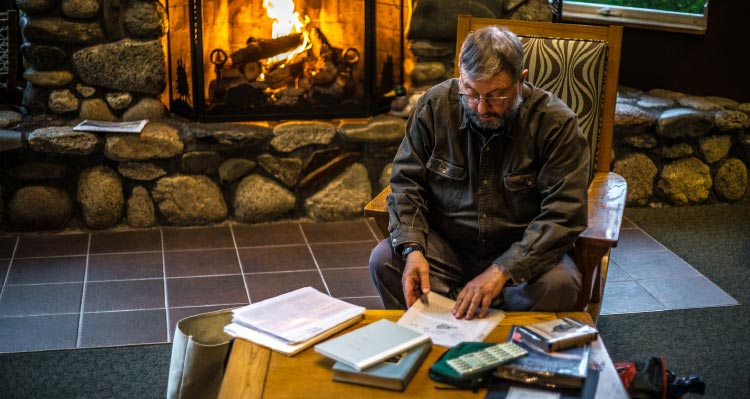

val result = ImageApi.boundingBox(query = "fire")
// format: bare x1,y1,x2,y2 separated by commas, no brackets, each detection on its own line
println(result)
263,0,311,64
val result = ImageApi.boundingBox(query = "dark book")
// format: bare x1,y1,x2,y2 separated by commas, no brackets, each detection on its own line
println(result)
494,326,590,389
486,368,600,399
331,341,432,391
517,317,598,352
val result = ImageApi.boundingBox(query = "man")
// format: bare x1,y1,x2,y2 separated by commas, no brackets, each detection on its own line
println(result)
369,25,590,320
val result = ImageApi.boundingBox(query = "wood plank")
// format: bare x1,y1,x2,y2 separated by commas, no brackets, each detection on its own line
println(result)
218,339,271,399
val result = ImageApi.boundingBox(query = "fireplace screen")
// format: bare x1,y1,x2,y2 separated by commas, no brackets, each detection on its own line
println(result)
166,0,406,121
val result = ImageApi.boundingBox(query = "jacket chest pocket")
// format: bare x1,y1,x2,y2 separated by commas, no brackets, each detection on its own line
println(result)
503,172,540,221
427,157,466,212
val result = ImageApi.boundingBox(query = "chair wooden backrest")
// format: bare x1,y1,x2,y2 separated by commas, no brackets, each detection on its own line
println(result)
366,16,627,323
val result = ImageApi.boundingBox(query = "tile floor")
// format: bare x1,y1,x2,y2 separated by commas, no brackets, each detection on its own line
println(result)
0,218,737,353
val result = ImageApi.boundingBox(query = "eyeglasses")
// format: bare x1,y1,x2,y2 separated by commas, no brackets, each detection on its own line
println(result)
458,93,509,107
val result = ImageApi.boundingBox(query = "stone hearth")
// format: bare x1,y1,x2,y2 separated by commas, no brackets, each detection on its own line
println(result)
0,114,405,231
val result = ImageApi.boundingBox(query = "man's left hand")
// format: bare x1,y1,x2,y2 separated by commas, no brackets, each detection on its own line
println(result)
452,265,510,320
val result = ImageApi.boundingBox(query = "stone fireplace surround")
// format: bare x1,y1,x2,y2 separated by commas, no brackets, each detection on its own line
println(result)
1,0,749,233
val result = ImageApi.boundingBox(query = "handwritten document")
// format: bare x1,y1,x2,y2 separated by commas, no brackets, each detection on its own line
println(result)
397,291,504,347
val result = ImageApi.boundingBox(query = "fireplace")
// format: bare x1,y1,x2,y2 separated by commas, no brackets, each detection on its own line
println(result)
166,0,407,121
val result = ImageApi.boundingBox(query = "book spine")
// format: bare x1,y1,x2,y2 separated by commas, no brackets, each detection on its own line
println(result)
549,331,598,352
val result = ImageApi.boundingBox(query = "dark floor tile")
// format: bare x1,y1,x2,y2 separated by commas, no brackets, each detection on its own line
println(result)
167,275,248,307
600,281,666,315
613,249,700,280
6,256,86,285
79,309,167,348
366,217,387,240
232,223,305,247
237,245,315,273
89,229,162,254
84,279,165,312
88,252,164,281
15,233,89,258
244,271,326,302
341,296,385,310
162,226,234,251
300,220,378,243
165,248,241,277
310,242,374,269
0,314,79,352
168,305,240,342
321,267,379,298
0,283,82,316
638,276,737,310
610,228,667,258
0,236,17,259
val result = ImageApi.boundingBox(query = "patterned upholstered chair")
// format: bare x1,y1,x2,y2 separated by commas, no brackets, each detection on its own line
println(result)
365,16,627,323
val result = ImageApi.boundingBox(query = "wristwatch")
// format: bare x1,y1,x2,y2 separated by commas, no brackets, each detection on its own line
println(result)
401,243,423,258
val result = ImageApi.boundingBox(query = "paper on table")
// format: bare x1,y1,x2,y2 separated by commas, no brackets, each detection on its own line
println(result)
396,291,504,348
232,286,365,344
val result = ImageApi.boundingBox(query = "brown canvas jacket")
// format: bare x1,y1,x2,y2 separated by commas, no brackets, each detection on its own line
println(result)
387,78,589,284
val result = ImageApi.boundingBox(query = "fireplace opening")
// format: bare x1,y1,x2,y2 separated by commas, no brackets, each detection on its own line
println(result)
166,0,408,121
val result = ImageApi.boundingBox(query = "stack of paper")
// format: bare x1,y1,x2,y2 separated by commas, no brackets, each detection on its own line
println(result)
224,287,365,356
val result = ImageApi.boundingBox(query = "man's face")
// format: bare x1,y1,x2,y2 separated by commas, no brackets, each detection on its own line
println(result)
459,69,527,130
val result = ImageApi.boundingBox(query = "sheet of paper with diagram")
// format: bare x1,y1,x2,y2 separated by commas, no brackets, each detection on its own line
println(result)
396,291,504,347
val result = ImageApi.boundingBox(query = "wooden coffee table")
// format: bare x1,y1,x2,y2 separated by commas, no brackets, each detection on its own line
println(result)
219,310,628,399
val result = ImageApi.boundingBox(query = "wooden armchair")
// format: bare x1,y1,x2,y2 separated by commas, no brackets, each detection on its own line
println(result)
365,16,626,323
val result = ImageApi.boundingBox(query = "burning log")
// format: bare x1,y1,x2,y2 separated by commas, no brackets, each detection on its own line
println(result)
231,33,304,64
264,61,304,89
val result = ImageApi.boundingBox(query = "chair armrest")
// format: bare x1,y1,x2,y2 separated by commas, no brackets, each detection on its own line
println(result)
579,172,627,248
364,186,391,237
573,172,627,317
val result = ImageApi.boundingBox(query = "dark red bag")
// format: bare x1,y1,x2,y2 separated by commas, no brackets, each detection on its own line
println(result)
615,356,705,399
615,356,668,399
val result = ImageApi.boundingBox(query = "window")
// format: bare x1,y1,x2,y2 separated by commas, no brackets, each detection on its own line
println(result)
561,0,708,34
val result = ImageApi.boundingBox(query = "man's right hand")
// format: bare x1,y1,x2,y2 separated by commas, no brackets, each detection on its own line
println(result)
402,251,430,307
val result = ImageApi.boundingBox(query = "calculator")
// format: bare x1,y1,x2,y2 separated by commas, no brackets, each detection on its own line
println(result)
447,342,528,376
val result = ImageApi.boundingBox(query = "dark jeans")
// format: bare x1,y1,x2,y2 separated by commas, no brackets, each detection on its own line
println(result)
369,231,581,312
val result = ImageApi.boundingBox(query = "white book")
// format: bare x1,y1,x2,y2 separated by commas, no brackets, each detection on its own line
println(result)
231,286,365,345
314,319,432,371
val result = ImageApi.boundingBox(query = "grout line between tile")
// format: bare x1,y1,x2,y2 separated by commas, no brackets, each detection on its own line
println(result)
0,237,19,299
364,219,382,241
75,233,92,348
229,225,252,305
160,228,171,342
298,223,331,296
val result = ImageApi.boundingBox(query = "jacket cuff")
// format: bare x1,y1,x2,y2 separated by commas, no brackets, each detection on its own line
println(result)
389,226,426,254
495,249,532,285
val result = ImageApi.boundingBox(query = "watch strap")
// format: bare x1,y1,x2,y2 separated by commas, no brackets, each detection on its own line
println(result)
401,243,424,258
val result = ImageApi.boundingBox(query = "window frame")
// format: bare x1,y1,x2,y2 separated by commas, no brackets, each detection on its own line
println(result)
561,1,708,35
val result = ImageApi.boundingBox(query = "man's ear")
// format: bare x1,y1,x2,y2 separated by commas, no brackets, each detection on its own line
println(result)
519,69,529,84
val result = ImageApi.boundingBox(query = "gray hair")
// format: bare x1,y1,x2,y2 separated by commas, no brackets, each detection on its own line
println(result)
459,26,524,82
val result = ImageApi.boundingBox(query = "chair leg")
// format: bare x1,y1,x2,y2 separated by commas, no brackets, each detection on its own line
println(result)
573,244,610,319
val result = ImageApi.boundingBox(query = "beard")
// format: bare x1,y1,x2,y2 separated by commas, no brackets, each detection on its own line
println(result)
462,95,523,131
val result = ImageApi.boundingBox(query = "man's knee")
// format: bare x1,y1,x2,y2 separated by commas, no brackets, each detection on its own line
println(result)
369,239,394,279
504,256,581,312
